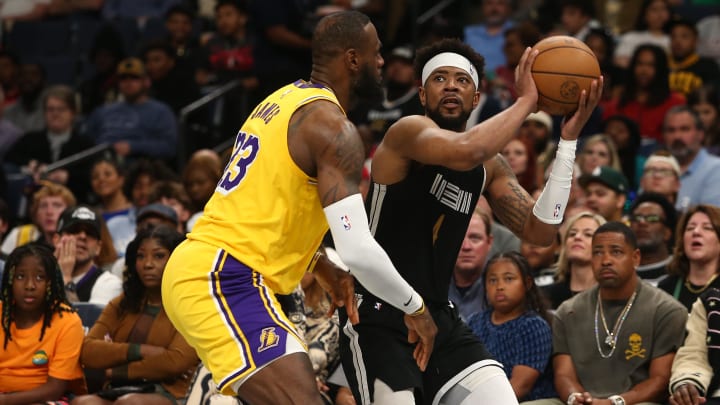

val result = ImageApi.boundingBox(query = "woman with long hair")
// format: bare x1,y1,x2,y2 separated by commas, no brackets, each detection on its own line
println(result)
502,137,538,194
602,115,645,189
541,211,607,309
614,0,672,68
90,156,134,257
687,84,720,155
74,226,198,404
603,44,686,143
658,205,720,310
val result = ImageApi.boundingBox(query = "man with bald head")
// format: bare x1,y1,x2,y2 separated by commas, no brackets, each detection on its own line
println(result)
339,37,602,405
162,11,436,405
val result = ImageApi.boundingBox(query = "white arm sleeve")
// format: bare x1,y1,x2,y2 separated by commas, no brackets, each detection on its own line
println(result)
532,138,577,224
324,194,423,314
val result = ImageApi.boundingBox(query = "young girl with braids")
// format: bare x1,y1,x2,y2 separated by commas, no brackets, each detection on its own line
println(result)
0,244,86,404
73,225,198,405
467,251,556,402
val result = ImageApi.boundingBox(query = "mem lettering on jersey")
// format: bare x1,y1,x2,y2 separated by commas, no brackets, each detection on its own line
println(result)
429,174,473,214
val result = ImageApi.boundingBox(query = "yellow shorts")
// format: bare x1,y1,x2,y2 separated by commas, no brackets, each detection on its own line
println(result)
161,240,305,395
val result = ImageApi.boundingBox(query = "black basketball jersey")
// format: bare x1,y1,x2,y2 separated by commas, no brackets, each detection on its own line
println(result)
362,163,486,305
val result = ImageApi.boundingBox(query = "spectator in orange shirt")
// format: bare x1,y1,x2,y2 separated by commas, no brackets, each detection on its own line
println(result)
0,244,85,403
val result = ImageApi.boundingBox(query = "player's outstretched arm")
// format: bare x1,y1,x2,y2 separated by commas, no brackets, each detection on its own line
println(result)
299,103,438,369
376,48,539,173
484,77,603,246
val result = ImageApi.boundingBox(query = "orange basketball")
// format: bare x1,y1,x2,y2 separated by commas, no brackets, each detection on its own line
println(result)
531,35,600,116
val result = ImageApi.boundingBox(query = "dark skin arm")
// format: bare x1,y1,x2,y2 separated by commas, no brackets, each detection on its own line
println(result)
0,376,67,405
484,154,558,246
484,77,603,246
556,352,675,405
509,364,541,400
616,352,675,405
288,100,437,371
311,247,359,325
670,383,707,405
553,354,589,404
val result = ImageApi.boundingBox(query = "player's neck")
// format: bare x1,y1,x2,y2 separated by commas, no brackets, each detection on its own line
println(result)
309,71,349,111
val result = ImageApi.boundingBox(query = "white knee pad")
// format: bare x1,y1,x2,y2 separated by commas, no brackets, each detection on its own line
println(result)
435,360,518,405
372,378,415,405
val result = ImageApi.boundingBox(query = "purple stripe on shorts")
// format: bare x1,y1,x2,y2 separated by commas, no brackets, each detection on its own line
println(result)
211,251,299,391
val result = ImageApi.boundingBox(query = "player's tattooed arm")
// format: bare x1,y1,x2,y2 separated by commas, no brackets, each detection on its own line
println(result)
300,102,365,207
485,154,534,237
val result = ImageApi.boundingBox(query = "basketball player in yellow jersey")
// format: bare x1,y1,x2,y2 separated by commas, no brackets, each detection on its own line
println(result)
161,11,437,405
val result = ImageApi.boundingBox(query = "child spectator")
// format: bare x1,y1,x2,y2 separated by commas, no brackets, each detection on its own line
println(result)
0,244,86,402
468,251,555,402
197,0,255,87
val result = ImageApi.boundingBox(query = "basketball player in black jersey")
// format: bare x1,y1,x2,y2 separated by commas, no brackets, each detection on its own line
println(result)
339,38,603,405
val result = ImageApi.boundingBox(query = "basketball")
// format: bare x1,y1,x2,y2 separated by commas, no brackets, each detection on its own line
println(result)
531,35,600,116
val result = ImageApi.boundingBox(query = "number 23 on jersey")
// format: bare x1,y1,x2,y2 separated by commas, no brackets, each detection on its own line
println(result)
217,131,260,194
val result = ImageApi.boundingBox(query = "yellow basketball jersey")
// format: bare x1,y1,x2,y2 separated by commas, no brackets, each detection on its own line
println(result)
189,81,342,294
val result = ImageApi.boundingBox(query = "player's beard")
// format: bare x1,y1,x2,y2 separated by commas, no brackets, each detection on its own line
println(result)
353,63,384,104
426,103,471,132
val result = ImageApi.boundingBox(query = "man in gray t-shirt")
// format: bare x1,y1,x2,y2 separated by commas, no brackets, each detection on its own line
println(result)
525,222,687,405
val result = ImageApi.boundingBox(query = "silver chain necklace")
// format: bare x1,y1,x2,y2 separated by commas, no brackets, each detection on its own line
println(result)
594,289,638,358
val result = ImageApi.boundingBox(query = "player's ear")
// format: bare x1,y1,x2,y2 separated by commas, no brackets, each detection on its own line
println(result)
472,90,480,109
418,86,427,107
346,48,360,73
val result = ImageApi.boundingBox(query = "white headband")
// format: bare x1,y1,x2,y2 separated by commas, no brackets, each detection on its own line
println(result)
421,52,479,88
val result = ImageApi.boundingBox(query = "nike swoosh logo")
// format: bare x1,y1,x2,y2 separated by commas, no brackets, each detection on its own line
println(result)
403,296,412,306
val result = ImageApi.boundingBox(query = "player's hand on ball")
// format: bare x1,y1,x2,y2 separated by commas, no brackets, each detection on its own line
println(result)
404,306,437,372
514,47,539,108
560,75,603,141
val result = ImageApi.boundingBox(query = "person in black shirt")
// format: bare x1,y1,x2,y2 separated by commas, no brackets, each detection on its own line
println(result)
338,38,602,405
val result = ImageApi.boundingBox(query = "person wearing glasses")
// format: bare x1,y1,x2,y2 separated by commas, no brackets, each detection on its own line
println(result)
639,151,681,206
628,193,678,286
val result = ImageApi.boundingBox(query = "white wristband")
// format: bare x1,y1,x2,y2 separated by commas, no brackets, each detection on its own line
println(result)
533,138,577,224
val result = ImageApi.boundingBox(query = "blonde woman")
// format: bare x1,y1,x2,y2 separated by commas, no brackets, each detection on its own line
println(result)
540,211,607,309
576,134,622,177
